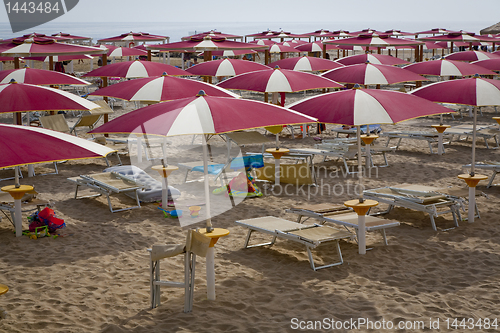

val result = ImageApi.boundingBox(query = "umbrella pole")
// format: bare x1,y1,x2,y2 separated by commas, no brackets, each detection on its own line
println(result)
202,135,213,232
357,126,363,203
469,107,477,222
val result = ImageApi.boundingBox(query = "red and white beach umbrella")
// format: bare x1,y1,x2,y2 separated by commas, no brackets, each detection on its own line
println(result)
218,67,343,93
88,75,239,102
97,32,169,44
444,50,500,62
268,44,299,54
288,86,453,253
294,41,338,53
83,60,190,78
472,58,500,72
0,67,91,85
105,45,148,58
0,80,99,114
336,53,409,66
268,56,344,72
411,77,500,222
325,34,423,49
0,123,116,237
404,59,496,77
0,37,105,58
186,58,270,77
207,49,257,57
321,63,426,86
151,36,267,52
89,92,316,298
23,54,94,62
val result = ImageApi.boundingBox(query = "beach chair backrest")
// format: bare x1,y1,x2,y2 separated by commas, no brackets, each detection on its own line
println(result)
186,230,210,257
39,114,71,133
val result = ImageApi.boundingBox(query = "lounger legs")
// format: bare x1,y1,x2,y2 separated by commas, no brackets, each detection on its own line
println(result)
243,229,278,249
306,241,344,271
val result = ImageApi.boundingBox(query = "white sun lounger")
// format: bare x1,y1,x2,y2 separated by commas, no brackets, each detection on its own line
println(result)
285,203,400,247
67,172,143,212
446,125,499,149
235,216,353,271
380,131,451,154
363,184,462,231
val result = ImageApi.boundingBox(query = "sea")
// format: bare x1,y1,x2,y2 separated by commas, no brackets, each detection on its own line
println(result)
0,20,492,43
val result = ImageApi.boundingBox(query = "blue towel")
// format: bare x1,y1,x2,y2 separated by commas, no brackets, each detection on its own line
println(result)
191,164,225,174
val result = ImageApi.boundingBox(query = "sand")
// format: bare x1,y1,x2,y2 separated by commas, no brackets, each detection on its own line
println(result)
1,62,500,332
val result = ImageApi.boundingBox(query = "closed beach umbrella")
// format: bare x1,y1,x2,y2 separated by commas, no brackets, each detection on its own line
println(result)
83,60,190,78
404,59,496,77
0,123,116,237
89,92,316,300
321,63,426,86
268,56,344,72
288,87,454,254
411,77,500,222
444,50,500,62
336,53,409,66
88,75,239,102
186,58,270,77
0,67,91,85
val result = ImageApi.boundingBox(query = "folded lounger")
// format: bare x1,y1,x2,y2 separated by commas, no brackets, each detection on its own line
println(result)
104,165,180,202
235,216,353,271
286,203,400,247
67,172,144,213
363,184,463,231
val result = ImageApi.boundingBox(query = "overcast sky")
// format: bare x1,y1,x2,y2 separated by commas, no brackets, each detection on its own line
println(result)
1,0,499,25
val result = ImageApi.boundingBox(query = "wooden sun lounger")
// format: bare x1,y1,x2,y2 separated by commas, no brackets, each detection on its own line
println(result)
363,184,463,231
286,203,400,248
67,172,143,212
235,216,353,271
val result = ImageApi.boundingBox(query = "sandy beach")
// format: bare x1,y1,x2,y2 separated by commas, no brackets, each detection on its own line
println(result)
1,58,500,333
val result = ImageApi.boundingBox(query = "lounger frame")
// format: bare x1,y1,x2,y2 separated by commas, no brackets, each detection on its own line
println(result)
236,216,353,271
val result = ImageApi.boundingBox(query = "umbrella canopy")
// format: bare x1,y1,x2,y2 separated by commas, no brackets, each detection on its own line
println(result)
150,36,267,52
268,44,300,54
415,28,455,35
410,77,500,106
444,50,500,62
419,32,499,43
403,59,496,77
268,56,344,72
83,60,190,78
279,40,308,47
97,32,168,44
217,67,343,93
88,75,239,102
89,92,317,137
23,54,94,62
104,45,148,58
0,67,91,85
384,29,414,37
471,58,500,71
325,34,423,48
294,41,340,53
51,33,92,43
287,87,452,125
205,49,257,57
336,53,409,66
249,39,275,46
185,58,270,77
0,37,105,58
321,63,426,85
182,31,243,41
0,81,99,114
0,124,116,169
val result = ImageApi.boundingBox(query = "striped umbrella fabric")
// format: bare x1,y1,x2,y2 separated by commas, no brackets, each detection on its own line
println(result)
83,60,190,78
88,75,239,102
186,58,270,77
0,123,116,169
217,67,343,93
404,59,495,76
89,93,317,137
321,63,426,85
336,54,409,66
105,45,148,57
0,67,91,85
0,37,105,57
444,50,500,62
268,56,344,72
472,58,500,71
0,81,98,113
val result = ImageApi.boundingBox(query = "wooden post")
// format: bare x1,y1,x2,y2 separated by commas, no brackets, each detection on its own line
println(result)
147,50,152,62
